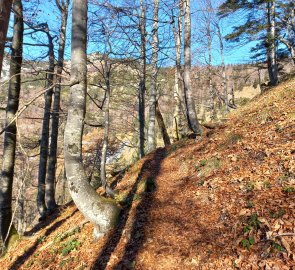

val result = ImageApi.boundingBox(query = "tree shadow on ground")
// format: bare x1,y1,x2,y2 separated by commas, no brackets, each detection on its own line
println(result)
9,208,78,270
92,148,167,269
110,169,127,189
24,201,74,236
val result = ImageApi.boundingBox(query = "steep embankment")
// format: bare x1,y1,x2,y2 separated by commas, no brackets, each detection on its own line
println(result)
0,78,294,269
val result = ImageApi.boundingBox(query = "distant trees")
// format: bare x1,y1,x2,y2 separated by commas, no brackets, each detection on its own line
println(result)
218,0,295,86
0,0,23,252
277,1,295,65
0,0,13,77
64,0,119,239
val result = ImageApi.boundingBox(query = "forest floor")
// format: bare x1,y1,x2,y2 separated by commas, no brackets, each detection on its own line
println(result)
0,77,294,270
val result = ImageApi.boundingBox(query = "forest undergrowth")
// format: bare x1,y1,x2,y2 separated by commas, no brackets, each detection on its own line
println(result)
0,77,294,269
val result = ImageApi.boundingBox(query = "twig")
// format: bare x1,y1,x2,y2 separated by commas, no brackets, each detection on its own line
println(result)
273,233,295,238
0,83,57,136
4,120,30,245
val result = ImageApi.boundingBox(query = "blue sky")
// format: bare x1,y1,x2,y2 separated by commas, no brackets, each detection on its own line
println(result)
7,0,257,66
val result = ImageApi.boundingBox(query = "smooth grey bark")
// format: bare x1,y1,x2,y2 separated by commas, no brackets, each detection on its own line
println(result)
172,0,186,140
138,0,146,159
215,21,229,112
278,28,295,65
206,17,215,120
37,24,55,218
147,0,159,153
0,0,13,78
183,0,201,135
64,0,119,239
100,60,116,197
266,0,278,86
155,101,171,147
0,0,23,250
46,0,70,213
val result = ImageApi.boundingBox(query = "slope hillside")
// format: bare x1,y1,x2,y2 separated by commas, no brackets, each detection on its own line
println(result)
0,77,294,269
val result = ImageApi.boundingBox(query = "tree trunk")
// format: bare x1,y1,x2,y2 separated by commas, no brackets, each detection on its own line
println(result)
147,0,159,153
46,0,70,213
138,0,146,159
207,20,215,120
230,86,235,108
216,22,229,112
64,0,119,239
155,101,171,147
183,0,202,135
100,60,116,197
172,0,186,140
266,0,278,86
0,0,13,77
37,25,55,219
0,0,23,251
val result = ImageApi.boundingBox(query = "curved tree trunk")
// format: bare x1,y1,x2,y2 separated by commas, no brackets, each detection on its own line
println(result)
46,0,70,213
0,0,23,251
0,0,13,77
37,25,55,219
64,0,119,239
147,0,159,153
183,0,202,135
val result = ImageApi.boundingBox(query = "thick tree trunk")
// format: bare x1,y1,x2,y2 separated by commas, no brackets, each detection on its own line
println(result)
37,26,55,218
183,0,202,135
155,101,171,147
64,0,119,239
46,0,70,213
147,0,159,152
0,0,13,78
266,0,278,86
0,0,23,251
172,0,186,140
138,0,146,159
100,61,116,197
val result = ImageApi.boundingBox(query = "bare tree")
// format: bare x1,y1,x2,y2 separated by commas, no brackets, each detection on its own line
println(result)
215,20,229,112
183,0,202,135
172,0,186,140
0,0,23,252
147,0,159,152
64,0,119,239
0,0,13,77
46,0,70,214
37,24,55,219
138,0,146,158
100,59,116,197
